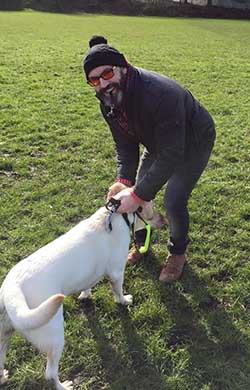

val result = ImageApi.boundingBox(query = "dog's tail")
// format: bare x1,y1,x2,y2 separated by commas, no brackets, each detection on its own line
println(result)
3,281,65,331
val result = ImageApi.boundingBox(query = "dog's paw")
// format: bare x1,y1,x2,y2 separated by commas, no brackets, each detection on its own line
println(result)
0,369,9,384
61,380,74,390
78,289,91,300
121,294,133,305
57,379,73,390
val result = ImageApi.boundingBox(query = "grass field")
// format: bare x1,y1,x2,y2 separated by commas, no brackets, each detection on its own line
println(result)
1,10,250,390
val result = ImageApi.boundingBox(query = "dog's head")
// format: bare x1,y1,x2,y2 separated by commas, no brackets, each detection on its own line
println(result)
138,201,166,229
110,185,166,230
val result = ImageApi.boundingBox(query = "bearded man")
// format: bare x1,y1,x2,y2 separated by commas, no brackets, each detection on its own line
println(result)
83,36,216,283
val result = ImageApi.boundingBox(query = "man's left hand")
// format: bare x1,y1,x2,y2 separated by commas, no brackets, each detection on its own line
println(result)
114,188,141,214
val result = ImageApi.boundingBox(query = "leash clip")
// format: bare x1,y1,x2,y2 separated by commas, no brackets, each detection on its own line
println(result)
105,198,121,213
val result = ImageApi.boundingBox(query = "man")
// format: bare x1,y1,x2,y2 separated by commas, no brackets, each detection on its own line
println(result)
83,35,216,283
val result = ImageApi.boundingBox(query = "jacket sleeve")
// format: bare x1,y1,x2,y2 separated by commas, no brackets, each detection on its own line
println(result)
100,104,140,184
133,94,186,201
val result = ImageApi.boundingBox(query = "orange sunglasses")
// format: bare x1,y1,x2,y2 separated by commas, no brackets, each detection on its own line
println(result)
87,66,116,87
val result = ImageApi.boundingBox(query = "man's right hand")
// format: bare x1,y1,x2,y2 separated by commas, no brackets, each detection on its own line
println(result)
106,182,128,201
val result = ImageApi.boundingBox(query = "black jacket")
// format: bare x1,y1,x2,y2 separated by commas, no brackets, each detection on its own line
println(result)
100,65,215,201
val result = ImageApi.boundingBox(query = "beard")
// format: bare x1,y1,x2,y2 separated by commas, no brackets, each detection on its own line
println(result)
96,71,127,108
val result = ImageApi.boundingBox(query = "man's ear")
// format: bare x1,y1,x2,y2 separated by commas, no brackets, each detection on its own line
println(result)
121,66,128,75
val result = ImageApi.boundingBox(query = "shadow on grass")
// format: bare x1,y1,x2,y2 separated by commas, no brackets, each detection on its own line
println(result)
73,254,250,390
142,254,250,389
80,297,168,390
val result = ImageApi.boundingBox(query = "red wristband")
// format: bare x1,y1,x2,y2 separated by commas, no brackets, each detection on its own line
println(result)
116,178,132,187
130,191,144,205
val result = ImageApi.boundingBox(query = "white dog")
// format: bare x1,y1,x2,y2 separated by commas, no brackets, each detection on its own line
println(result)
0,191,162,390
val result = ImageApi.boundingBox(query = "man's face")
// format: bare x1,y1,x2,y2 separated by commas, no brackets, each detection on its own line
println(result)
88,65,127,107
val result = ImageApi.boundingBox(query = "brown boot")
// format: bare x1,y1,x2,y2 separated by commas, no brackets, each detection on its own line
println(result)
159,254,186,283
127,244,150,265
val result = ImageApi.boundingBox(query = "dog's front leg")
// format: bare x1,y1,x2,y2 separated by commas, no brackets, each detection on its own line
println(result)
110,275,133,305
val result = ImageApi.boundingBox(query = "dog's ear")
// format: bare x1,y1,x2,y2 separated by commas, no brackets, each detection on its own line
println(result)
148,212,167,229
139,202,167,229
139,201,154,220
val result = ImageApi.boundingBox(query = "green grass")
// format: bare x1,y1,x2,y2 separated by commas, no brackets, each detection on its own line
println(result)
1,10,250,390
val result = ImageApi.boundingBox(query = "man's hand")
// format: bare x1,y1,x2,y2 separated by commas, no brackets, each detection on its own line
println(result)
107,182,128,201
113,188,143,214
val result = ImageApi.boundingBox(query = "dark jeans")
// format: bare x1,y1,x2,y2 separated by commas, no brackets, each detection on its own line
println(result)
135,137,215,255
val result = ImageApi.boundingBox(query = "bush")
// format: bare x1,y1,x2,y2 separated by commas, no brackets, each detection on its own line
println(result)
0,0,24,10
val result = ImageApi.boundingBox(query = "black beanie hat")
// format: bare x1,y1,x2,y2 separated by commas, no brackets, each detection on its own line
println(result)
83,35,127,79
